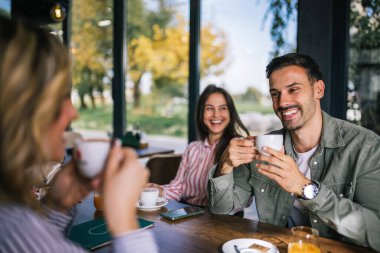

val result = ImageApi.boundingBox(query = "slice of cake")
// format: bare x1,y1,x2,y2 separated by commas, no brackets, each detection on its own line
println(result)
248,243,271,252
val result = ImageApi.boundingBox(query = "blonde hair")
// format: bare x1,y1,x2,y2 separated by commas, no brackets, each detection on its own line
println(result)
0,17,70,206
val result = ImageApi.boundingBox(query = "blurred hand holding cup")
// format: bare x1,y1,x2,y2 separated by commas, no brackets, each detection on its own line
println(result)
74,139,111,178
255,135,283,156
288,226,320,253
140,187,159,207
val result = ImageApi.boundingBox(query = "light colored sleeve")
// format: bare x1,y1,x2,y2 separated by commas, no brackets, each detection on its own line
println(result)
0,205,86,253
45,205,76,234
208,163,253,215
161,144,191,201
302,138,380,251
112,230,158,253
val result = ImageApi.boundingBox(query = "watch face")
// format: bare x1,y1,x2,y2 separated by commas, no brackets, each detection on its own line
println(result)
303,184,317,199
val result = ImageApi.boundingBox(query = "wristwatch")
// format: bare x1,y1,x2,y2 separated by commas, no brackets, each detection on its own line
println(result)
301,181,320,200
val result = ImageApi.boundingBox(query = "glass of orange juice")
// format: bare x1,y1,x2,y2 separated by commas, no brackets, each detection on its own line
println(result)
93,192,103,211
288,226,321,253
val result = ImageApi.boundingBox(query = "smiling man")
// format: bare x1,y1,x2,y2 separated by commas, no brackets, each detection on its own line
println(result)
208,53,380,251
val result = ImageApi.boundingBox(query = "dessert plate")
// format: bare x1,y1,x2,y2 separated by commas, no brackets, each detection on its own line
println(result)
222,238,279,253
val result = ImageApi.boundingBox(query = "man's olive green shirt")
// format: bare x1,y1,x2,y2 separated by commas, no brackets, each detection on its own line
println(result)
208,112,380,251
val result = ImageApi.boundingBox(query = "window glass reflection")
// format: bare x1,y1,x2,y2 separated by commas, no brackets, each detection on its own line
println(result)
348,0,380,134
70,0,113,136
125,0,189,150
0,0,11,17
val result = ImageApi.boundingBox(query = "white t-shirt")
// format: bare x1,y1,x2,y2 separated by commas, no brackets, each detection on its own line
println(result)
288,145,318,227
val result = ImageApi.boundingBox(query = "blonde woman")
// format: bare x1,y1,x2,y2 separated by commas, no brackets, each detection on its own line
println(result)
0,17,157,252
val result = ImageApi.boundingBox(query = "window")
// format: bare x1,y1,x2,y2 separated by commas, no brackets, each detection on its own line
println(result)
0,0,11,17
70,0,113,138
70,0,189,151
348,0,380,135
125,0,189,150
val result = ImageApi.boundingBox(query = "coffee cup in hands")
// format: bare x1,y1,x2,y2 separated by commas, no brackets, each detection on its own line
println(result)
255,135,283,156
74,139,111,178
140,187,159,207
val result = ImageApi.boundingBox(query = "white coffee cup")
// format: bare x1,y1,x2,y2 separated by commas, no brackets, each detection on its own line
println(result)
74,139,111,178
255,134,283,156
140,188,159,207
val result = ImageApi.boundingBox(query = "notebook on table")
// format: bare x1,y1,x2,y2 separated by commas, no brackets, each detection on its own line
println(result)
68,217,154,250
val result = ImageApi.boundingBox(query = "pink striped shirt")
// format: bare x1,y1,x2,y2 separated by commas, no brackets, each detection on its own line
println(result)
162,139,216,207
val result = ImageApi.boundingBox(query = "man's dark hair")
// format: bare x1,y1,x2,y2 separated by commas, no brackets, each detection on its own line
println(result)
266,53,323,83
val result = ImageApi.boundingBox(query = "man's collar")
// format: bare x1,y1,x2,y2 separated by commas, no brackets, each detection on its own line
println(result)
284,111,345,155
204,138,218,148
319,111,345,148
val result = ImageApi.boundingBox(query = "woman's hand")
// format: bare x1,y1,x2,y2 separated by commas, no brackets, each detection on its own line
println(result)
103,140,150,236
44,161,100,212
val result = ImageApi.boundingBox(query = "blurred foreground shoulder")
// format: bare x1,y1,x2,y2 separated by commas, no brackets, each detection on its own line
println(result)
0,204,85,253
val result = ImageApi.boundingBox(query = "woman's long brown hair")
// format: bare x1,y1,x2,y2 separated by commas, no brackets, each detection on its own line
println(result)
195,84,250,164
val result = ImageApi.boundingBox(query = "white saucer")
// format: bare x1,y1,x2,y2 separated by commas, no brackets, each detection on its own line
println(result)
222,238,279,253
136,197,168,211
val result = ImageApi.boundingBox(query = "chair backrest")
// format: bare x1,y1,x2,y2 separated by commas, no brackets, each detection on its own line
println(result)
146,153,182,185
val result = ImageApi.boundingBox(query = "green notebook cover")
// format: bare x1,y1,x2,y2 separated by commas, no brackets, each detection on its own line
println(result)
68,217,154,250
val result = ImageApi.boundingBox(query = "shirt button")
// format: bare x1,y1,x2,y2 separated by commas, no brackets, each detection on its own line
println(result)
339,193,344,197
261,189,265,193
313,219,318,223
313,161,318,165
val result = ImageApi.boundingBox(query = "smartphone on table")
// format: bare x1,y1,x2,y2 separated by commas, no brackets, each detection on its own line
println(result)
160,206,205,220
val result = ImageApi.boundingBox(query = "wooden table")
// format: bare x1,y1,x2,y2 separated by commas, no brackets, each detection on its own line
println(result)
135,146,174,158
74,194,375,253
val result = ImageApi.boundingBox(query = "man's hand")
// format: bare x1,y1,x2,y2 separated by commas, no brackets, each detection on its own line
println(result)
255,146,309,196
215,137,257,177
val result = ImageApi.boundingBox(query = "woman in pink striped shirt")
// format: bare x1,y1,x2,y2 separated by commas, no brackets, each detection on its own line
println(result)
147,85,249,207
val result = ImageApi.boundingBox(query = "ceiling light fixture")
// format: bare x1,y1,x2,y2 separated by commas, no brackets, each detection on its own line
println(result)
50,2,66,22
